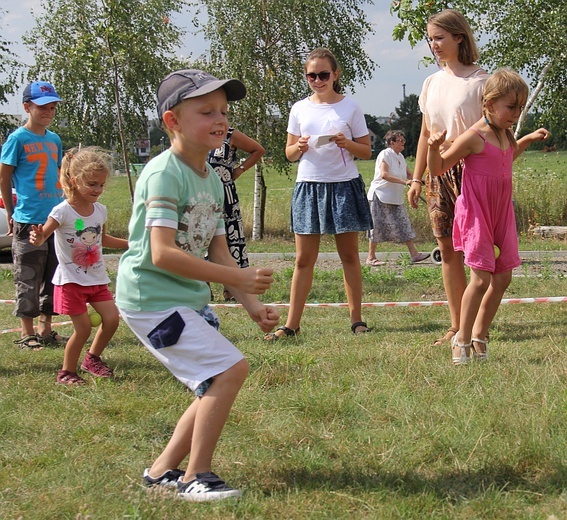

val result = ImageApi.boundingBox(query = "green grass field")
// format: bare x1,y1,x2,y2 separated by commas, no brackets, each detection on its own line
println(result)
101,150,567,254
0,151,565,519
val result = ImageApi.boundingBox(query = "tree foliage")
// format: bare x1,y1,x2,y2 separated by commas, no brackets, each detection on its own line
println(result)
390,93,421,157
193,0,376,237
24,0,190,196
390,0,567,143
196,0,375,170
0,10,24,139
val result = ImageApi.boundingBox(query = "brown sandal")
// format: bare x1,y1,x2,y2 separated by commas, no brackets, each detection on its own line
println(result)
433,327,458,347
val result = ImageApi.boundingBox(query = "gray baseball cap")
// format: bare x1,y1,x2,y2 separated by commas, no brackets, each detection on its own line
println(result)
157,69,246,120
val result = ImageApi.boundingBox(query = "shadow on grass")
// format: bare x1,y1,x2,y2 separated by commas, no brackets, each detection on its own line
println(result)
272,463,567,501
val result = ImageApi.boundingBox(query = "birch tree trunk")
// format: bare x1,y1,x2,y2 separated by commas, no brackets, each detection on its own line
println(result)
514,61,552,139
252,162,266,240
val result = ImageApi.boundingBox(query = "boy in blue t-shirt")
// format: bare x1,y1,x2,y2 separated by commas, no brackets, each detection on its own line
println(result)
0,81,66,349
116,70,279,501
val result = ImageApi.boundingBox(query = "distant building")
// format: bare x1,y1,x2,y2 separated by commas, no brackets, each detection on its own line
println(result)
135,138,150,159
368,129,377,151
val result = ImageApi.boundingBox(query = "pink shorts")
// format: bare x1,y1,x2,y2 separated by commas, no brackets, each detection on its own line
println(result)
54,283,114,316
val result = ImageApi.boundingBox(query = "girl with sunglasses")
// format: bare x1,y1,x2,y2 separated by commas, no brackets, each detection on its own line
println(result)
265,47,373,340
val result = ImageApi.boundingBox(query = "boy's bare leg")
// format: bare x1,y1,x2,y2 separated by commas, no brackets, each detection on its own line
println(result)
20,316,37,338
184,359,249,480
148,399,199,477
149,359,249,481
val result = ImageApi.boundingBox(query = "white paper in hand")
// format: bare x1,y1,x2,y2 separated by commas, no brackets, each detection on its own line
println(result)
313,134,336,148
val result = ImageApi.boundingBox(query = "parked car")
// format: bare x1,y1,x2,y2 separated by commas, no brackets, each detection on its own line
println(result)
0,191,16,250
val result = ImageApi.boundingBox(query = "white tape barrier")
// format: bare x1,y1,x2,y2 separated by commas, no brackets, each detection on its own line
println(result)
2,297,565,335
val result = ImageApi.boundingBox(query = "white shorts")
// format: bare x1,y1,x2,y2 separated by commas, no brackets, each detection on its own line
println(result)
119,305,244,394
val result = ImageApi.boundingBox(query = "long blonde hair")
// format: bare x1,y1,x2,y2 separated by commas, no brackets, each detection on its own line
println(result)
483,68,528,150
60,147,111,199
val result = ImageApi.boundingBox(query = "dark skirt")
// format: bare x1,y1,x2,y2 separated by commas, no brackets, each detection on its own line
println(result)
290,176,372,235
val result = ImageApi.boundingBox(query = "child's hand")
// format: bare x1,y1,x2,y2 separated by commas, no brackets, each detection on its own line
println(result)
239,267,274,294
427,130,447,149
249,304,280,333
29,224,45,246
530,128,550,142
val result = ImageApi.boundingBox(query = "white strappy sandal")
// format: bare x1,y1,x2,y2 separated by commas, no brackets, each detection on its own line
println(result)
451,335,472,365
471,337,489,361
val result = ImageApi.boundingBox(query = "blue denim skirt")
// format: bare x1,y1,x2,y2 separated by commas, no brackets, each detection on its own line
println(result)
290,176,372,235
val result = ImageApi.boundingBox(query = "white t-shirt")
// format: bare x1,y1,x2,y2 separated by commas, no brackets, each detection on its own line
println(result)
49,200,111,286
287,96,369,183
419,68,489,148
367,148,407,205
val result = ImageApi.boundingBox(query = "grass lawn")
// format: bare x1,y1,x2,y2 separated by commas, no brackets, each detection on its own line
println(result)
1,260,566,518
0,151,565,518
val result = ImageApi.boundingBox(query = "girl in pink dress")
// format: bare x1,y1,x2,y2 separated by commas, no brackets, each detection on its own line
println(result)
427,69,549,365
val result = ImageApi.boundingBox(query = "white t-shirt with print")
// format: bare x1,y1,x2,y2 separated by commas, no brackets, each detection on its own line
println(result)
50,200,110,286
116,150,225,313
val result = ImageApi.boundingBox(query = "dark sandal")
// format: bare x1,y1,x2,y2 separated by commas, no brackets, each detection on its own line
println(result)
13,334,43,350
223,290,236,302
264,326,300,341
37,330,69,346
351,321,372,334
433,327,458,347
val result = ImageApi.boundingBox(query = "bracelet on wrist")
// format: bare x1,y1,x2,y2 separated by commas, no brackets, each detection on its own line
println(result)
411,179,425,185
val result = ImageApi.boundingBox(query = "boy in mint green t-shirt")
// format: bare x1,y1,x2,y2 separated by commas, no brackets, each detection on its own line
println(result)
116,69,279,502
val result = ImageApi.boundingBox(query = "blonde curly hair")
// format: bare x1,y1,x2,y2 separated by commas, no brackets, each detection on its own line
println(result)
60,147,112,199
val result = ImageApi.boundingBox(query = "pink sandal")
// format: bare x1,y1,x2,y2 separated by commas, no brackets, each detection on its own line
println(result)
57,370,86,386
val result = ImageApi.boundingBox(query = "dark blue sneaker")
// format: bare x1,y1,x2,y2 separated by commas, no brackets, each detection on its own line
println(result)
176,472,242,502
142,468,185,489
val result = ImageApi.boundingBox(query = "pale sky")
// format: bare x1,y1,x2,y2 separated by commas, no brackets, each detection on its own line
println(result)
0,0,435,118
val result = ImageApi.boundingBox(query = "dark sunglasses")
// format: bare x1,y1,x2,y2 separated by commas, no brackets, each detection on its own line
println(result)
305,71,331,82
